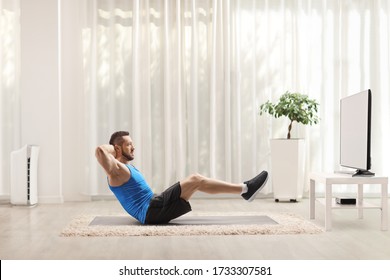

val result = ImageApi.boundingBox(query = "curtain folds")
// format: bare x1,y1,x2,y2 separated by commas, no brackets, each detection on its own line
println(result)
80,0,390,195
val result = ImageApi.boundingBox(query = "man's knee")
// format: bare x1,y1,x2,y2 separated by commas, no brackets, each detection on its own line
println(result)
188,173,206,186
181,173,206,191
180,173,206,201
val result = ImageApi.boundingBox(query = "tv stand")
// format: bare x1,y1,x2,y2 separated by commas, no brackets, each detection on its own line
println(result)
353,169,375,177
310,172,388,231
334,169,375,177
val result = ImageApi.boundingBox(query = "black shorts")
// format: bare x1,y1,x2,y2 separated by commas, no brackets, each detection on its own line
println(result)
144,182,192,224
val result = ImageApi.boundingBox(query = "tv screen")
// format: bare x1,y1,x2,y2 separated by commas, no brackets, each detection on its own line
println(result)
339,89,374,176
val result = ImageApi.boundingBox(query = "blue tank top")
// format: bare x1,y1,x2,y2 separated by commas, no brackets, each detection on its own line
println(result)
109,164,154,224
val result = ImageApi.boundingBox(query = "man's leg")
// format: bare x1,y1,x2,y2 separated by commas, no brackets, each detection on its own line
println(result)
180,171,268,202
180,174,242,201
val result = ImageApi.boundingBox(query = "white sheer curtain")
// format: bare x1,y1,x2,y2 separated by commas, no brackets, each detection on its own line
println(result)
82,0,390,196
0,0,20,197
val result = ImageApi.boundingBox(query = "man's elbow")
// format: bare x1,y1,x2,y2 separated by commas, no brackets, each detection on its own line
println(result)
95,146,104,159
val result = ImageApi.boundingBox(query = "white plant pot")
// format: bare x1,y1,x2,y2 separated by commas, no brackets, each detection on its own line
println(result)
270,139,305,202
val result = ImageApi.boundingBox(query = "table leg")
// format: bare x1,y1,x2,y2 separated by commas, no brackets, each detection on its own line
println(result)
381,183,388,231
325,183,332,231
310,179,315,219
357,184,363,219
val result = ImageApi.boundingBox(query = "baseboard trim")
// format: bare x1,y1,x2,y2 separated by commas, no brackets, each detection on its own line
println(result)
38,195,64,204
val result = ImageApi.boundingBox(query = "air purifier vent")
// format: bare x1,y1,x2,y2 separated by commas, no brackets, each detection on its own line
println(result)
27,157,31,201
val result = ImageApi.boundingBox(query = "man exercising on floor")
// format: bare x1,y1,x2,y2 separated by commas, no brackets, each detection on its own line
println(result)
95,131,268,224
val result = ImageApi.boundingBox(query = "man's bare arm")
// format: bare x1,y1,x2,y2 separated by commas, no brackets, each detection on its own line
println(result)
95,145,129,185
95,145,118,175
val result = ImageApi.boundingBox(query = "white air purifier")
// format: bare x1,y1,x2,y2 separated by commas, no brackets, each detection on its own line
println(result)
10,145,40,206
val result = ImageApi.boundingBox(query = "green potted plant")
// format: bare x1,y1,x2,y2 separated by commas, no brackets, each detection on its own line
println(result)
259,91,320,202
259,91,320,139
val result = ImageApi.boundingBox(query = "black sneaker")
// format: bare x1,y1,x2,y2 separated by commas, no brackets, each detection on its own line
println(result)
241,171,268,202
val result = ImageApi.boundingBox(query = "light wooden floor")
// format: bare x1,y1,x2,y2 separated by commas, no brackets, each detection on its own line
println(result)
1,198,390,260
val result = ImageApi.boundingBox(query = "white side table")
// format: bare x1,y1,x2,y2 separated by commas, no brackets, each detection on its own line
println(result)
309,172,388,231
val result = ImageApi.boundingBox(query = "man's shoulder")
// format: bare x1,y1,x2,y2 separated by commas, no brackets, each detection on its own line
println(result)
108,162,131,186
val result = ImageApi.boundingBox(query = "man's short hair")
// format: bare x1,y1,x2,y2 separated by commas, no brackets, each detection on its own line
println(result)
109,131,129,146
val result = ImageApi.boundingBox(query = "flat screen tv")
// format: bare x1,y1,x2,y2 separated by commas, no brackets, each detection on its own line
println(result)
339,89,374,176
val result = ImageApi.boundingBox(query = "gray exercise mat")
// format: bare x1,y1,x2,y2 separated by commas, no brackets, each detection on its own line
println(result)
89,215,278,226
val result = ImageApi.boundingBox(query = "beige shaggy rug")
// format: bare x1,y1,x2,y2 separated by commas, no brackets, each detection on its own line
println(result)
60,212,323,237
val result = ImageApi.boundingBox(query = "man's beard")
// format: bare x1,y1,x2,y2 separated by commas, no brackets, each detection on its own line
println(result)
122,151,134,161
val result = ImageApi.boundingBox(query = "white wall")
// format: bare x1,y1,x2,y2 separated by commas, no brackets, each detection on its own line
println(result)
20,0,63,203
